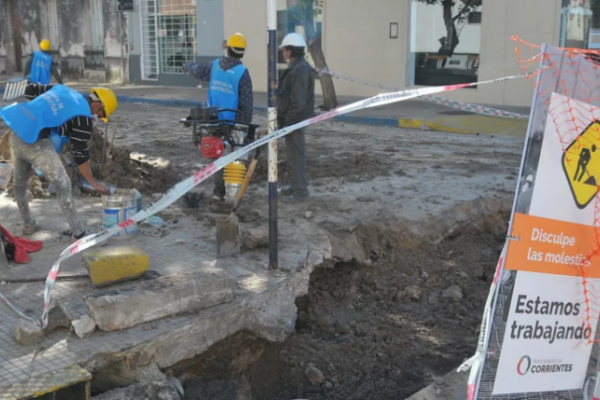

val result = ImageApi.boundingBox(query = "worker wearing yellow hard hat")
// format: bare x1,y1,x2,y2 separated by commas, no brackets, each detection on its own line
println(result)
182,32,254,201
0,83,118,239
23,39,63,85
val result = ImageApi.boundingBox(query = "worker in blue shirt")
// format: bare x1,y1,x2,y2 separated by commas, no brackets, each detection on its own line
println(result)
0,85,118,239
23,39,63,85
183,33,253,201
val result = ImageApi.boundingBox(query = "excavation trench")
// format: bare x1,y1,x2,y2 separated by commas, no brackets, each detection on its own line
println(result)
92,199,510,400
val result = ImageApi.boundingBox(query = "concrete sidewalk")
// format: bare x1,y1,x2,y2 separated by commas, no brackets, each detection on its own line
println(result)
0,79,531,136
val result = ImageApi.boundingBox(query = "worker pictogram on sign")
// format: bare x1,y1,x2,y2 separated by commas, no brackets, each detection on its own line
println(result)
562,121,600,209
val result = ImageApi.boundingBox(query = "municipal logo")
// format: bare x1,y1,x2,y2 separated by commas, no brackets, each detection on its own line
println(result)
562,121,600,209
517,355,531,375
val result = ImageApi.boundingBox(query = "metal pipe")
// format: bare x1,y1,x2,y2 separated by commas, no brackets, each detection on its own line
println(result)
267,0,278,270
117,7,124,82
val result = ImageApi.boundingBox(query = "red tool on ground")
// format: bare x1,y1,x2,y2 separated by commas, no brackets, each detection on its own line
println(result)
0,224,43,264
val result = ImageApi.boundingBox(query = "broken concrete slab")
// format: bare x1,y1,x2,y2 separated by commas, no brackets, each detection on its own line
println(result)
83,246,149,288
406,369,468,400
216,214,241,258
85,271,235,331
91,381,181,400
12,319,43,346
44,300,72,333
72,315,96,338
241,225,268,250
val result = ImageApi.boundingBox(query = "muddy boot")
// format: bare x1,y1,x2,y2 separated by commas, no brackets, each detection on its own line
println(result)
22,220,40,236
280,186,294,197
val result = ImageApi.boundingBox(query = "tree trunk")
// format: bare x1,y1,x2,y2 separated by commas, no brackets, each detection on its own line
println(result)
442,0,460,55
307,35,338,110
301,0,337,110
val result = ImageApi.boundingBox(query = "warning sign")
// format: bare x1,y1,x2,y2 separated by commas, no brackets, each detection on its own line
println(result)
562,121,600,209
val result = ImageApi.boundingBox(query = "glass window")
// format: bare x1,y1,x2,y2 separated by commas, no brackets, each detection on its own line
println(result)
409,0,482,87
157,0,196,74
276,0,322,76
560,0,599,49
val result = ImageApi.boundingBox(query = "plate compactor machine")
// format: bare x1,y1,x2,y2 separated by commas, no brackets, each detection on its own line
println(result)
181,105,265,258
180,105,262,203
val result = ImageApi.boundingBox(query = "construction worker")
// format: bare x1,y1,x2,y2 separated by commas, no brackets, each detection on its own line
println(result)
182,32,253,201
0,84,117,239
277,33,315,203
24,39,63,85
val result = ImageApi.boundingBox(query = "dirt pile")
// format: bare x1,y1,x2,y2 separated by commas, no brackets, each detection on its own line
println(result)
243,226,504,400
165,222,506,400
83,127,182,195
0,128,183,199
253,151,393,184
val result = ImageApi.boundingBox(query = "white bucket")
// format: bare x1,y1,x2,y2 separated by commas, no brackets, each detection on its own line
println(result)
102,189,138,238
0,163,13,190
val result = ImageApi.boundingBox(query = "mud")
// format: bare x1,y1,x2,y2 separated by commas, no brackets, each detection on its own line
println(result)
83,127,183,195
245,226,505,400
1,103,523,399
0,127,183,199
164,222,506,400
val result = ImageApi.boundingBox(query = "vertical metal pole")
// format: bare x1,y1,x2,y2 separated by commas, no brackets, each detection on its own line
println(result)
267,0,278,270
117,7,125,81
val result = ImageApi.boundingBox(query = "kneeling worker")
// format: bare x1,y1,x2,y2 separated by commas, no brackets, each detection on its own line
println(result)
182,32,253,201
0,84,117,238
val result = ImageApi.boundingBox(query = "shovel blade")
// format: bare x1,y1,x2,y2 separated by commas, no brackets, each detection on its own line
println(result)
216,213,240,258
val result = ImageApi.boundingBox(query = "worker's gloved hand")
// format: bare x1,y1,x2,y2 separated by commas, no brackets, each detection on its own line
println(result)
93,181,112,195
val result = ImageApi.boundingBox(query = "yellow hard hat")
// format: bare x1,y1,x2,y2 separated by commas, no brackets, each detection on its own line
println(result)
91,87,118,123
226,33,247,52
40,39,51,52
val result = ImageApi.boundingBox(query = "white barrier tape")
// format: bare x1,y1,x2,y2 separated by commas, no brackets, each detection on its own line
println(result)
457,242,508,400
0,286,35,322
316,68,530,120
0,72,530,327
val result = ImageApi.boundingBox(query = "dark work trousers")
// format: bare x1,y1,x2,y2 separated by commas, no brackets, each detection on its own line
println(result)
213,169,225,198
285,128,309,198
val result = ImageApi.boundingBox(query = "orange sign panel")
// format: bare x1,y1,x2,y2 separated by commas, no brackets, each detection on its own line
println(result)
505,213,600,278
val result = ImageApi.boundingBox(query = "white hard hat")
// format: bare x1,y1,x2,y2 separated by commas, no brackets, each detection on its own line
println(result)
279,33,307,49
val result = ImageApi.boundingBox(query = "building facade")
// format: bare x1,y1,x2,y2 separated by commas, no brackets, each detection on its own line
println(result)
0,0,128,83
2,0,598,108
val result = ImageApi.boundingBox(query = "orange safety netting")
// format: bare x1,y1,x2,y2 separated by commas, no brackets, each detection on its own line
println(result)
513,36,600,346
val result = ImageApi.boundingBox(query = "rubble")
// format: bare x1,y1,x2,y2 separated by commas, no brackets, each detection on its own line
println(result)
91,381,181,400
72,315,96,339
441,285,464,302
85,272,235,331
43,300,71,333
12,319,43,346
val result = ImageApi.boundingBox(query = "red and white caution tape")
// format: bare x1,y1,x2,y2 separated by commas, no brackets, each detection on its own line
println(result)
0,72,531,328
457,242,508,400
316,68,530,120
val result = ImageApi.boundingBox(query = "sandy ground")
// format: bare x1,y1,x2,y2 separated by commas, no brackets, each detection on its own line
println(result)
0,103,525,399
102,103,523,231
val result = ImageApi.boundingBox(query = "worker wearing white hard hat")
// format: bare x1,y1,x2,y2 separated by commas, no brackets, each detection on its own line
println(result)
277,33,315,203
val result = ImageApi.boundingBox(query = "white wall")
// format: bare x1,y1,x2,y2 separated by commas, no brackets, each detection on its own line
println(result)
224,0,563,107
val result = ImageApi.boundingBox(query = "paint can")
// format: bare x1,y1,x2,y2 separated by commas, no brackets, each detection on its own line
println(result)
102,189,139,238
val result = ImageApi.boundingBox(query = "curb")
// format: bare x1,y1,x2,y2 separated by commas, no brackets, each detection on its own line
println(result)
115,96,472,134
1,87,526,135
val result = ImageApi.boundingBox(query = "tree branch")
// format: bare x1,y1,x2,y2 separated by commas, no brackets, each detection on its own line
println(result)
452,0,475,22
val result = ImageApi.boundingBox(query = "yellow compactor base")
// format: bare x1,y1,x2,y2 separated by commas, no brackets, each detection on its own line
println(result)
82,246,149,287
